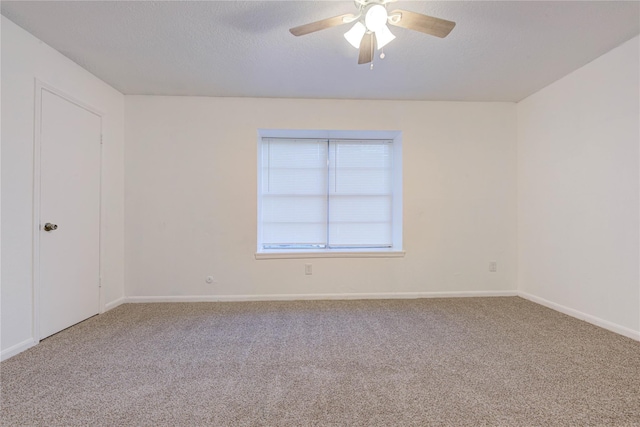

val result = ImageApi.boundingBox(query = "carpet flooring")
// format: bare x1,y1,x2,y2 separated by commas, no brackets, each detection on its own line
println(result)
1,297,639,426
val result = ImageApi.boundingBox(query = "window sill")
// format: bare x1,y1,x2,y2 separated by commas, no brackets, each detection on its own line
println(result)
255,250,406,260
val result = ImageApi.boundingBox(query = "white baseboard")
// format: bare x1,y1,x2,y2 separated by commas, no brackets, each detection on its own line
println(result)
518,291,640,342
1,338,37,361
104,296,126,312
125,290,517,304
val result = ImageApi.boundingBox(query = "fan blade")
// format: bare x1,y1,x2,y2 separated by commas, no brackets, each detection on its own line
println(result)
388,9,456,38
290,14,356,36
358,33,373,64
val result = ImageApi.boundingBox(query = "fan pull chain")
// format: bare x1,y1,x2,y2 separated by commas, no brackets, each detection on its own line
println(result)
370,33,374,70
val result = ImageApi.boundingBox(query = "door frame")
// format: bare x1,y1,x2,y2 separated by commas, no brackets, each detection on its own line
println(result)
32,79,105,343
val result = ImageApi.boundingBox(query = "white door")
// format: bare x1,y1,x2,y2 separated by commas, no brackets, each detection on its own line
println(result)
39,88,101,339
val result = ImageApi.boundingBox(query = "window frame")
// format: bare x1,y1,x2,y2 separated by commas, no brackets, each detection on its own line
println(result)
256,129,404,259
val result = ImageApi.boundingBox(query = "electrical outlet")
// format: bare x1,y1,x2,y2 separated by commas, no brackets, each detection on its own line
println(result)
304,264,312,275
489,262,497,273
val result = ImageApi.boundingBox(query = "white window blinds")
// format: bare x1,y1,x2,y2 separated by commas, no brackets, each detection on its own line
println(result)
260,138,393,250
261,139,328,248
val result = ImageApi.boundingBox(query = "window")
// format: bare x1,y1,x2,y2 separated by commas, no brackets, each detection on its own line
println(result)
257,130,403,258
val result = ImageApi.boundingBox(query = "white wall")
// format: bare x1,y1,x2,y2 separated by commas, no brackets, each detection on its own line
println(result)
125,97,517,299
517,36,640,337
1,17,126,356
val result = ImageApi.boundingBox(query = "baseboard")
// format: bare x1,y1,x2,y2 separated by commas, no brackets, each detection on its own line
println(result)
125,290,518,304
104,296,126,311
518,291,640,342
1,338,37,361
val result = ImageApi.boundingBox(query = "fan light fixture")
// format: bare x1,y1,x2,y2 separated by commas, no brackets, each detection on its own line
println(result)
344,4,395,51
344,22,366,48
374,22,395,49
365,4,388,32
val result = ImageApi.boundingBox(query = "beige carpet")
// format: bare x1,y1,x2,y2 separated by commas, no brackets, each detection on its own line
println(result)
1,297,639,426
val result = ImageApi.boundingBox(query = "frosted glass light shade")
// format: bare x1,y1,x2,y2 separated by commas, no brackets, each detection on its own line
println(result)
365,5,388,32
344,22,366,48
375,24,395,49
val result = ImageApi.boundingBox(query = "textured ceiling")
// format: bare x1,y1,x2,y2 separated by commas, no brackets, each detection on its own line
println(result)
2,1,639,101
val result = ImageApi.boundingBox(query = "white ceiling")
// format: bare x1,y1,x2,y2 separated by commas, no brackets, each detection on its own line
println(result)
2,1,639,101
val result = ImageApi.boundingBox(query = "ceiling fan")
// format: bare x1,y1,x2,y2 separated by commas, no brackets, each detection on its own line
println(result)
289,0,456,66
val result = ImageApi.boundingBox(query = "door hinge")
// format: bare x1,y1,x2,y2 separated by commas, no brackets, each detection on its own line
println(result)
99,277,102,288
100,134,103,144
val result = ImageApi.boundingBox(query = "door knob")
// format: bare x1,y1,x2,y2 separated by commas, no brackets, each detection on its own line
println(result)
43,223,58,232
